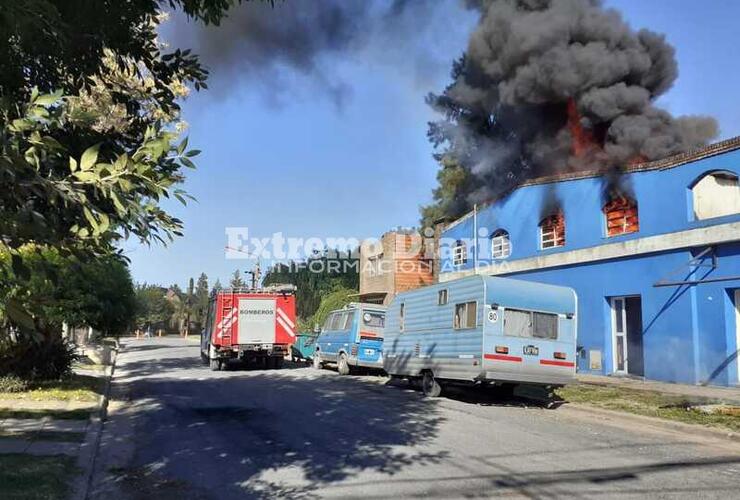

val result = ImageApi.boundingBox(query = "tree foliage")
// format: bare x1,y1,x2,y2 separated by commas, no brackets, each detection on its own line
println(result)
0,1,264,330
134,284,174,331
0,247,136,338
262,252,359,327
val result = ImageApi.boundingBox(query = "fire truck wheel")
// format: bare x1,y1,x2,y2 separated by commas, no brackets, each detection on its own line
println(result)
209,359,222,371
337,353,351,376
274,357,284,370
422,371,442,398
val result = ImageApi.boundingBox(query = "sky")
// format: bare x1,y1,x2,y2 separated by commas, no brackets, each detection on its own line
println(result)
127,0,740,288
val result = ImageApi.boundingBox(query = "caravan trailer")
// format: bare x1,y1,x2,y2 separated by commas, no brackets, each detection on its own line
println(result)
383,275,577,397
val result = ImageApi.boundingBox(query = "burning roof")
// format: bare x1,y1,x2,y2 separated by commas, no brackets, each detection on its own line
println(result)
428,0,719,212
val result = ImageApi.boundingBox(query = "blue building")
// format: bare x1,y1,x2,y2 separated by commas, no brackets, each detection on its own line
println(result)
438,137,740,387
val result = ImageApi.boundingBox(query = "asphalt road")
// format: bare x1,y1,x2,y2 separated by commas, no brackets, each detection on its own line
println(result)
89,337,740,499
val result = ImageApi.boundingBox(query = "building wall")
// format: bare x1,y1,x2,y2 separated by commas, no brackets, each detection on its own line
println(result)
438,143,740,386
359,231,434,305
393,233,434,295
359,233,395,302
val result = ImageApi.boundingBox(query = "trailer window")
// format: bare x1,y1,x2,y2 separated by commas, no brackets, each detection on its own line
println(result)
363,311,385,328
533,312,558,340
399,303,405,332
504,309,532,338
454,301,477,329
438,289,448,305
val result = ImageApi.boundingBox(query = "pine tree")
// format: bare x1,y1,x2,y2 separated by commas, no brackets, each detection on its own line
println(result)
229,270,245,289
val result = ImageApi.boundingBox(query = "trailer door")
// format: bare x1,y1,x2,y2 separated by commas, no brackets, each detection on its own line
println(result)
237,298,277,344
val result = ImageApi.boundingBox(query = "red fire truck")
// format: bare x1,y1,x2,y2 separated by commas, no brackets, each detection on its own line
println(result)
200,284,297,371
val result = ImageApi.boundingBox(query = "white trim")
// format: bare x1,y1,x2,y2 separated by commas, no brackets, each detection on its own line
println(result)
610,297,627,374
440,221,740,282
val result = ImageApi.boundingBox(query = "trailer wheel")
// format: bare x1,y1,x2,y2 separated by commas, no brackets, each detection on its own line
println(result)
337,353,351,376
421,371,442,398
209,358,222,371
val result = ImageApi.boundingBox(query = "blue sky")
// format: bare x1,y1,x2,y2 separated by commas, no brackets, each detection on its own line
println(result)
127,0,740,288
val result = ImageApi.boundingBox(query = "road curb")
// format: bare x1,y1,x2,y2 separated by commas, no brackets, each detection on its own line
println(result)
72,346,118,500
561,403,740,445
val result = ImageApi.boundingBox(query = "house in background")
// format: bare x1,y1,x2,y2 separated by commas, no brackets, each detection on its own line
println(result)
438,136,740,387
357,230,434,306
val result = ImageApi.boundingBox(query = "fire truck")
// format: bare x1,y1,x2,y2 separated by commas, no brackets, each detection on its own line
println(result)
200,284,297,371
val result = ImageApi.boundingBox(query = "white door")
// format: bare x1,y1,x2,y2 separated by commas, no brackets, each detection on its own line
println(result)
735,290,740,383
611,297,628,374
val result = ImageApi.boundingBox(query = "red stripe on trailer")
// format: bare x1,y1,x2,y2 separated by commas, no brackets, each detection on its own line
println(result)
540,359,575,367
484,354,523,363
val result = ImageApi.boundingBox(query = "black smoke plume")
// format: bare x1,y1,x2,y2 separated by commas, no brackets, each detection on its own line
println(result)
427,0,718,211
166,0,473,107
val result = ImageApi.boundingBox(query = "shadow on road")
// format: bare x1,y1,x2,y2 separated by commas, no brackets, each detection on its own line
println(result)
93,340,740,499
96,348,449,499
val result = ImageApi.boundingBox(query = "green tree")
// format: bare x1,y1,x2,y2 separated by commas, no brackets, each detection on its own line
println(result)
134,284,174,334
194,273,210,329
0,1,266,328
229,270,245,288
309,287,355,332
0,247,136,338
262,251,359,326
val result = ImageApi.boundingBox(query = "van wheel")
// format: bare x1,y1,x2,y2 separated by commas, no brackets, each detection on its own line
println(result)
209,359,222,371
337,353,351,376
200,351,209,365
313,353,323,370
422,372,442,398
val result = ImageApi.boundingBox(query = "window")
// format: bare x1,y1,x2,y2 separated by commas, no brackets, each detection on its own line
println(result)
438,289,448,305
453,301,477,329
533,312,558,340
362,311,385,328
504,309,559,340
453,240,467,266
539,211,565,249
325,312,341,331
399,303,405,332
368,254,382,276
604,197,639,237
692,171,740,220
342,310,356,330
491,229,511,259
504,309,532,337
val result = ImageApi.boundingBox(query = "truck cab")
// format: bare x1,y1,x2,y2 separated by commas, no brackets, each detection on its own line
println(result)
313,303,386,375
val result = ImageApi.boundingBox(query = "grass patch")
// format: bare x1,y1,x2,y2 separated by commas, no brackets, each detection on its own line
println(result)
0,454,79,500
0,408,92,420
0,430,86,442
557,384,740,433
0,374,104,403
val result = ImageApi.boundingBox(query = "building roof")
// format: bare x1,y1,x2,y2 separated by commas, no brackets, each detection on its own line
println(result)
445,136,740,231
519,135,740,188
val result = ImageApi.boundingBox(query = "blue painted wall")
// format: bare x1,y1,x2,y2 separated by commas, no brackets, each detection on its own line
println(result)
439,147,740,386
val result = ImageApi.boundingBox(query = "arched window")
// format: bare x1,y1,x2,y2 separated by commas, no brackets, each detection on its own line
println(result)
691,170,740,220
491,229,511,259
539,211,565,249
603,197,639,237
452,239,467,266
